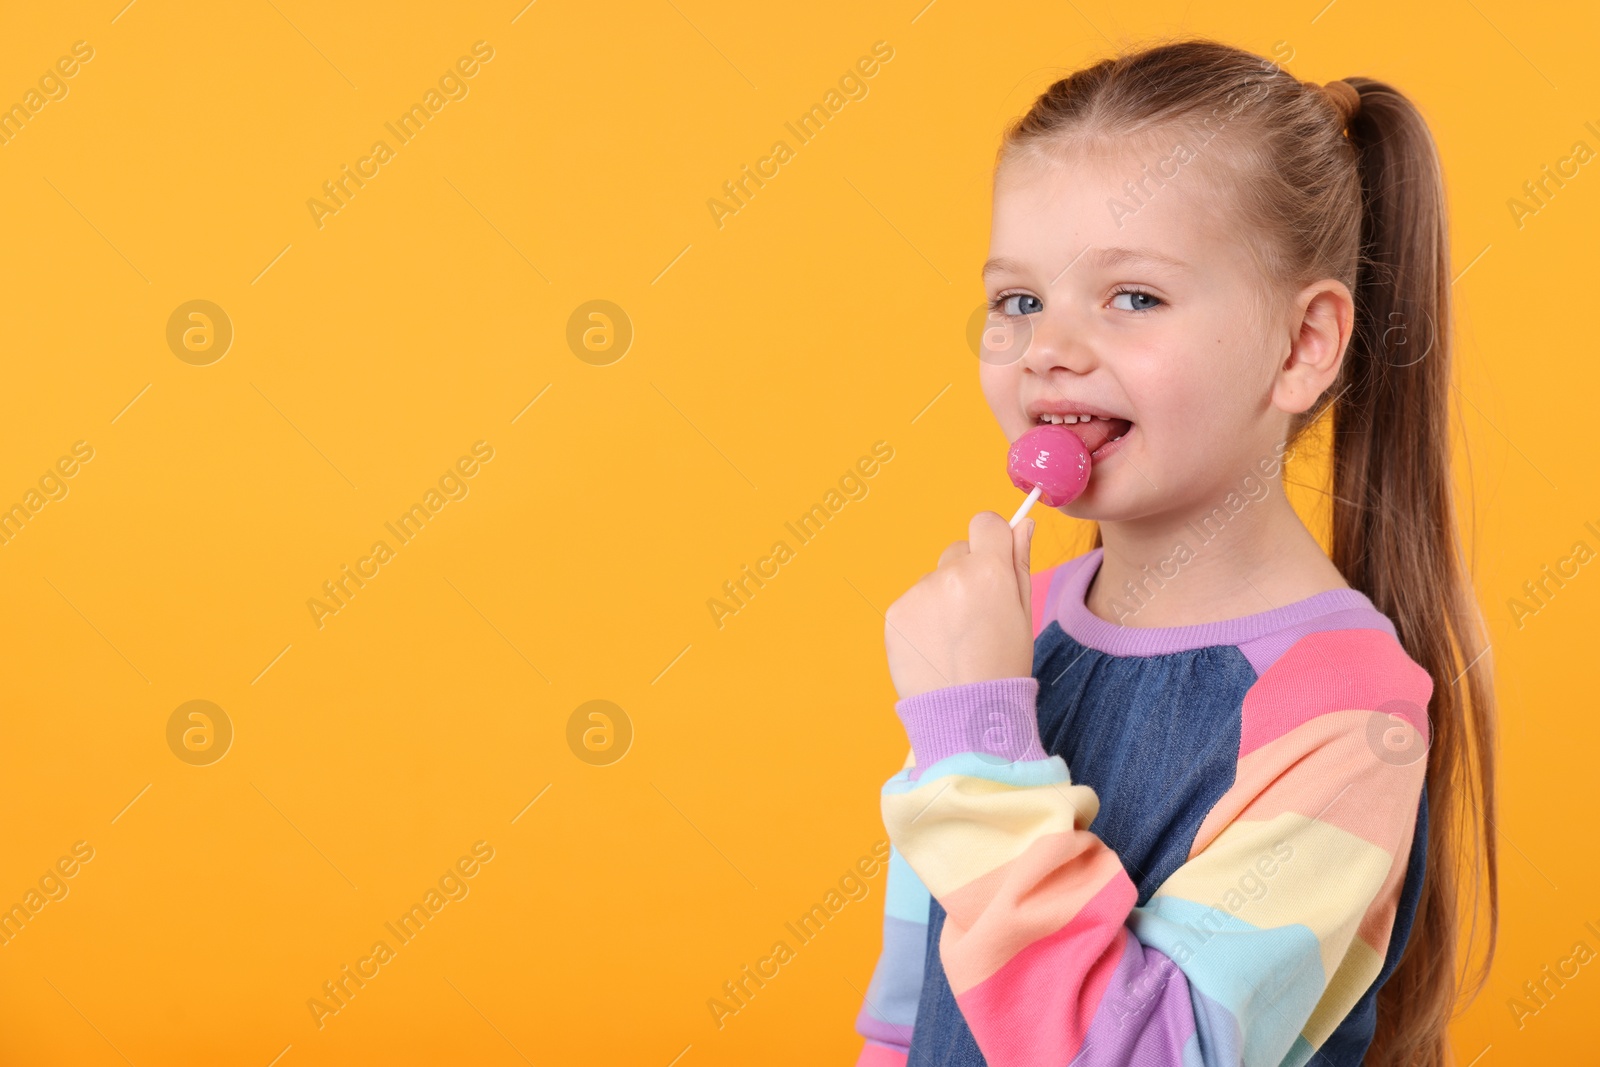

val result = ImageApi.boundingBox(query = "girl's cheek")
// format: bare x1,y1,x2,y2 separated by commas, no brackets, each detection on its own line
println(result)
979,367,1024,429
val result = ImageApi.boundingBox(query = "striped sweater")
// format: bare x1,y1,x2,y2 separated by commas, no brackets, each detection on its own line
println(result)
853,547,1431,1067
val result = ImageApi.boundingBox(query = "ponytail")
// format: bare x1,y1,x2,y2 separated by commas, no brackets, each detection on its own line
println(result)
1322,77,1499,1067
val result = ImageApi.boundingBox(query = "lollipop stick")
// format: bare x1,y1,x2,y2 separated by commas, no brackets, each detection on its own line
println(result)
1008,484,1043,529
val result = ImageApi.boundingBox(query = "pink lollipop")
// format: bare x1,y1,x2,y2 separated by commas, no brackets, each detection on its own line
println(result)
1006,424,1092,528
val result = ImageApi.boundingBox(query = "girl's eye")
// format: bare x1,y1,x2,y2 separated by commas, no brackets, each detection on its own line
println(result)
1110,287,1163,313
990,293,1043,317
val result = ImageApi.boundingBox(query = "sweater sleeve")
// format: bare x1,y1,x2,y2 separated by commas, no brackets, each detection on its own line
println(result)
851,563,1070,1065
852,749,929,1067
879,628,1432,1066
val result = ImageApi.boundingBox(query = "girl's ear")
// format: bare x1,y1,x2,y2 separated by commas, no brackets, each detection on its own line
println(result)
1273,279,1354,415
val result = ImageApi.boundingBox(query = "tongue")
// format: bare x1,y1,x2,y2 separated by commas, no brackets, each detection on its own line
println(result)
1067,417,1132,455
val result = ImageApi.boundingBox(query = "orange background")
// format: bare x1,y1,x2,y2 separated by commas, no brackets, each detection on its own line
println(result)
0,1,1594,1063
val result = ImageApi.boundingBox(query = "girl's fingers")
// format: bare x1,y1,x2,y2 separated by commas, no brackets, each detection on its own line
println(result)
1013,517,1035,611
937,539,969,569
967,510,1015,567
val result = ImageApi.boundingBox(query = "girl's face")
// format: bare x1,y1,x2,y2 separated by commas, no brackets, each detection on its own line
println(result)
980,148,1294,523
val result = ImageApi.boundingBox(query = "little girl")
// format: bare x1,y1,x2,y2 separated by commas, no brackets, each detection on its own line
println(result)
851,38,1498,1067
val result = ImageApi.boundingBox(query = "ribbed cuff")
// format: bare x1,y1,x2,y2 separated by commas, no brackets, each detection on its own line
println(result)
894,677,1046,780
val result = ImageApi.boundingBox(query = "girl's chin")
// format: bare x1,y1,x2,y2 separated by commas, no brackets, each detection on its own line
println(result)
1054,473,1135,524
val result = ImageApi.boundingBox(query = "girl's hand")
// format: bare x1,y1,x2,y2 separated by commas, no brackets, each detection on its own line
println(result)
884,511,1036,702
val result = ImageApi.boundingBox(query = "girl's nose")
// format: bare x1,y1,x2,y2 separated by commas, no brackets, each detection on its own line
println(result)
1022,306,1098,376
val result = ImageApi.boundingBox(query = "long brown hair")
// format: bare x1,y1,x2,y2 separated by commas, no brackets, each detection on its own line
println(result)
998,38,1498,1066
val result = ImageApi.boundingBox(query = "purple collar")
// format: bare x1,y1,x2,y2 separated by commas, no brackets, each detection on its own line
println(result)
1050,547,1388,657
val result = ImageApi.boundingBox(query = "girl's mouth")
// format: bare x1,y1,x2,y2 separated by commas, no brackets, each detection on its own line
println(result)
1034,413,1134,460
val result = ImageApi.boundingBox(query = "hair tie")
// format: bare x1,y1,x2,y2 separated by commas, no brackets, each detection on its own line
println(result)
1319,79,1361,130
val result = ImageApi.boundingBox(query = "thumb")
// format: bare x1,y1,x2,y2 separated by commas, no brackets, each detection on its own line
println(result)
1013,517,1035,613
